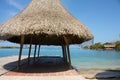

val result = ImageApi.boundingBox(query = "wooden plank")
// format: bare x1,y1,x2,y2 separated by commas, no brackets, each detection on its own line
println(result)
17,35,25,70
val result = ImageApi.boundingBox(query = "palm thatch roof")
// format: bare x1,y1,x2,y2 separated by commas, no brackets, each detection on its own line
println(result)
0,0,93,45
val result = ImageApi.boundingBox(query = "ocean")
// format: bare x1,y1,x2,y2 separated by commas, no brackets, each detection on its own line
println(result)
0,46,120,70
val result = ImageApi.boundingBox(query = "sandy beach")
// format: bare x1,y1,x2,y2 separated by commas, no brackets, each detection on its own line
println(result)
0,56,86,80
0,56,27,76
0,56,120,80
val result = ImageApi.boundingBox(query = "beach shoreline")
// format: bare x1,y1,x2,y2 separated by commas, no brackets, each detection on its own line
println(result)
77,68,120,79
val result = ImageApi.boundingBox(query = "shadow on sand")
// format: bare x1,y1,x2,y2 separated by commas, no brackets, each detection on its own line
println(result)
95,70,120,80
3,57,70,73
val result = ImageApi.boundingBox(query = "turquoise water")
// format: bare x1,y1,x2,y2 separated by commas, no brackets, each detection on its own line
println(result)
0,46,120,70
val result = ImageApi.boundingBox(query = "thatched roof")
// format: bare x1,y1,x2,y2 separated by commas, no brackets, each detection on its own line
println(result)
0,0,93,45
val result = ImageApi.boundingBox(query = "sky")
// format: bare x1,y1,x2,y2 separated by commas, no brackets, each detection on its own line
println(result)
0,0,120,46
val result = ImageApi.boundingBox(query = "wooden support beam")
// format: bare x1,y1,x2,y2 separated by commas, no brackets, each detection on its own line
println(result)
33,45,37,64
64,45,68,64
27,37,32,66
63,36,72,69
66,45,71,68
64,45,69,64
37,45,40,58
62,46,66,63
17,35,25,70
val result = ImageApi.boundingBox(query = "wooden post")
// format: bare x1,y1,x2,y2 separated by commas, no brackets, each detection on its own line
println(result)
66,45,71,68
64,45,68,64
17,35,25,70
27,37,32,66
62,46,66,63
63,36,72,69
33,45,37,64
38,45,40,58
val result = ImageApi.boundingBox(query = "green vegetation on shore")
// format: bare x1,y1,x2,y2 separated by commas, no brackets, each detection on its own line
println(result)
84,41,120,51
0,46,19,49
115,41,120,51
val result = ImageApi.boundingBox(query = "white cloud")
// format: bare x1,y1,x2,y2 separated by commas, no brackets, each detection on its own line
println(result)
6,0,23,10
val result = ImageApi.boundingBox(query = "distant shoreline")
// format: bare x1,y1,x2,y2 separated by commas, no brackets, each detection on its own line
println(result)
0,46,20,49
84,41,120,51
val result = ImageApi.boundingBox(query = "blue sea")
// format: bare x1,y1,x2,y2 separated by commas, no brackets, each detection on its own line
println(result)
0,46,120,70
